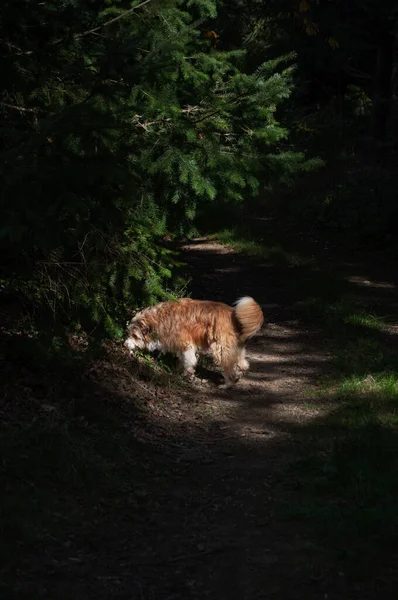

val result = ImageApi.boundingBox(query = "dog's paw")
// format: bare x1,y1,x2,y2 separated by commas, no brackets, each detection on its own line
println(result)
183,370,204,386
219,380,236,390
237,359,250,372
183,374,208,389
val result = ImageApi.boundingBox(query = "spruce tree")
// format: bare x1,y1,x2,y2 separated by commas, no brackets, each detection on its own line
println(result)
0,0,308,336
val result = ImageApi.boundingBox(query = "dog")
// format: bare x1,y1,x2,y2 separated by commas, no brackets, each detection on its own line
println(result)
124,296,264,387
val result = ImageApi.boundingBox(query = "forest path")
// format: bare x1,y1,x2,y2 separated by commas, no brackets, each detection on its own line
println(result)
153,237,337,599
182,237,331,434
149,233,397,600
4,231,398,600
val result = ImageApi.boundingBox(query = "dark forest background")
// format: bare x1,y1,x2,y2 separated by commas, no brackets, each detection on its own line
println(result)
2,0,397,337
2,4,398,598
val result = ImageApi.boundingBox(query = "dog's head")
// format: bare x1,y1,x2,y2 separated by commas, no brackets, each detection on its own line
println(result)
123,319,149,351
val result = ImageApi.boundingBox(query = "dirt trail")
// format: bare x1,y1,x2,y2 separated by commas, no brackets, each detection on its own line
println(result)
4,235,398,600
140,236,395,600
128,238,337,600
183,238,331,429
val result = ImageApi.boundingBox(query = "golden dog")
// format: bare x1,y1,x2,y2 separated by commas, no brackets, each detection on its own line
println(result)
124,296,264,387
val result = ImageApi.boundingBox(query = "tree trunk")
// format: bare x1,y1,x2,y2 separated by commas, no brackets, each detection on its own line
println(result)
370,35,393,143
388,24,398,151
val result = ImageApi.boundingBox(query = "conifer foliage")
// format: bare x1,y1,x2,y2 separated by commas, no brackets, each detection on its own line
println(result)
0,0,298,336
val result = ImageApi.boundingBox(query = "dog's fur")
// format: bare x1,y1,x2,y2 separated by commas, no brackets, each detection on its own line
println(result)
124,296,264,387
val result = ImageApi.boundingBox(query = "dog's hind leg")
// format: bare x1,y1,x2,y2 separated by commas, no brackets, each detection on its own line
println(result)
209,343,240,388
219,349,241,388
222,362,242,388
179,347,197,379
237,346,249,372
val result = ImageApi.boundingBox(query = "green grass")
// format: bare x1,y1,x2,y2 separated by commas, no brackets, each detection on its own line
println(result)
284,402,398,574
280,365,398,580
325,296,386,331
213,218,398,581
282,315,398,578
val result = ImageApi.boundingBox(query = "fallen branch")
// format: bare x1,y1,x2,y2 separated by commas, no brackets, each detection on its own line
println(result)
131,544,237,566
0,101,38,113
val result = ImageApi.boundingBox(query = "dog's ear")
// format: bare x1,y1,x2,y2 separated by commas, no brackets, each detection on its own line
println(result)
139,321,150,335
127,322,139,335
128,319,150,336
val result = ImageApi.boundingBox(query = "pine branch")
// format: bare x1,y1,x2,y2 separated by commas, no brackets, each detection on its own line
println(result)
192,90,252,124
2,6,202,59
75,0,153,39
132,106,205,130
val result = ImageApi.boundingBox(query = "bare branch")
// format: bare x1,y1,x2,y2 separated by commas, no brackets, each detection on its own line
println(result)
75,0,153,39
0,101,38,113
0,38,33,58
344,65,372,81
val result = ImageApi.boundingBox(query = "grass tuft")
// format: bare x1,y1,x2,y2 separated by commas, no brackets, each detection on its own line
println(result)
325,296,386,331
282,297,398,578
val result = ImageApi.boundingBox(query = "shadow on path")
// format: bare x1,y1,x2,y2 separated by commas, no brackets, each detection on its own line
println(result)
2,228,398,599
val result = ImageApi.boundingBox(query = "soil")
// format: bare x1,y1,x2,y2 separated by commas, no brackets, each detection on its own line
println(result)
2,230,398,599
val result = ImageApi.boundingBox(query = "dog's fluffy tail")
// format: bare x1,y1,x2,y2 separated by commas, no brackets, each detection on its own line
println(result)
233,296,264,341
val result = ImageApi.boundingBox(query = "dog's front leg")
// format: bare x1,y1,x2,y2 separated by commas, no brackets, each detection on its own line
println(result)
179,347,198,379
